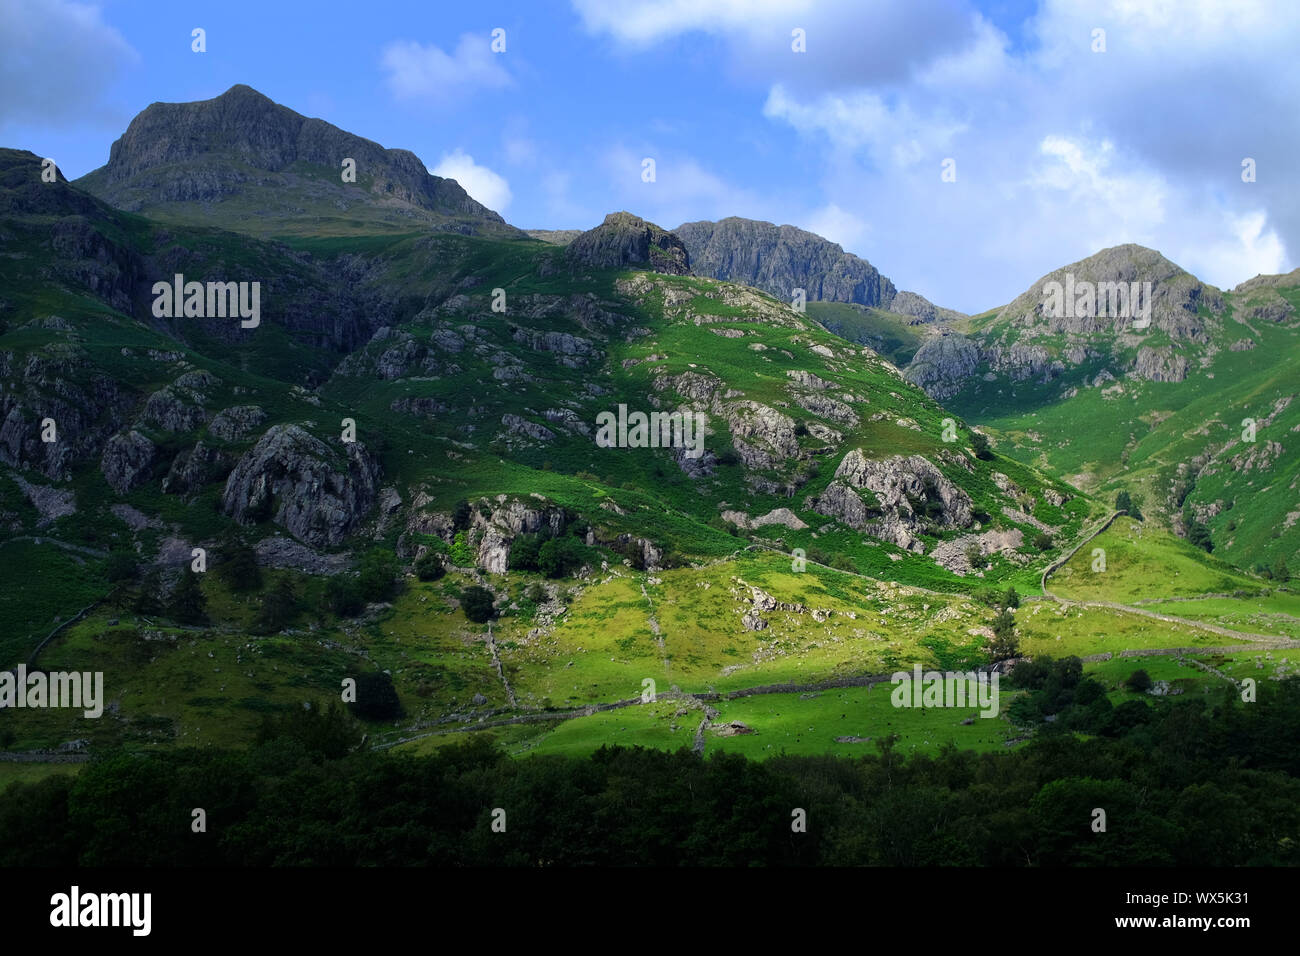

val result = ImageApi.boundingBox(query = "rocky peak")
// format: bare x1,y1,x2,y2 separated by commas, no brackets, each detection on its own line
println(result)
75,84,521,237
566,212,691,275
674,216,897,308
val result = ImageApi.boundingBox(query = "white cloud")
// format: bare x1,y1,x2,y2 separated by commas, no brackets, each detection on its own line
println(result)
570,0,815,45
429,150,512,213
0,0,136,126
380,34,512,103
803,203,869,253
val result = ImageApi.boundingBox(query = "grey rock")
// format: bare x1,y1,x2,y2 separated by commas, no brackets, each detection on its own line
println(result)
101,430,157,493
567,212,690,275
221,424,380,547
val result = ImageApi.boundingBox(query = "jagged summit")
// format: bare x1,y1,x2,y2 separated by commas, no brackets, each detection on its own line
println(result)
565,211,691,275
74,84,523,238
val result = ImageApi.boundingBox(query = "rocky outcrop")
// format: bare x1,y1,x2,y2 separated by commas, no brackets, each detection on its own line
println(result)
1132,346,1190,383
501,414,556,443
101,430,157,493
903,332,981,400
162,441,229,495
675,217,895,307
221,424,380,547
566,212,690,275
806,451,973,551
75,84,520,238
208,405,267,441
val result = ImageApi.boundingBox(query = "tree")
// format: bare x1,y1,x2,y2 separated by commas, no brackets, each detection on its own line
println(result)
538,536,584,578
414,550,445,581
105,552,138,583
461,585,496,623
168,569,207,625
1271,558,1291,582
1033,532,1054,551
1125,669,1153,693
969,431,993,460
965,543,986,570
988,608,1019,661
220,545,261,592
1186,518,1214,553
1115,490,1133,514
358,549,401,602
324,577,364,617
348,671,404,721
1003,586,1021,609
451,499,472,531
133,569,164,617
253,577,298,634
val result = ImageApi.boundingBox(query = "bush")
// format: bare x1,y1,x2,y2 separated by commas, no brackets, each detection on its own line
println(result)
1003,586,1021,609
1125,669,1153,693
524,582,547,603
167,569,207,625
324,577,365,617
452,500,472,531
253,578,298,634
358,549,401,601
348,671,404,721
414,550,445,581
1033,532,1054,551
970,431,993,460
220,545,261,592
510,533,545,572
965,543,986,569
461,586,496,623
105,552,139,583
988,608,1018,661
1186,518,1214,553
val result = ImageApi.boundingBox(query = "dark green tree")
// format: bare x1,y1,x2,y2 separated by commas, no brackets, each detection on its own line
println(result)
1003,586,1021,609
358,549,401,601
1125,668,1153,692
969,430,993,460
989,607,1019,661
461,585,496,623
414,550,445,581
220,544,262,592
105,552,138,583
253,577,298,634
349,671,405,721
167,569,207,625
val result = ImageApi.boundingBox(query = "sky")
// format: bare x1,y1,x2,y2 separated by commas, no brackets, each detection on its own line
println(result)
0,0,1295,313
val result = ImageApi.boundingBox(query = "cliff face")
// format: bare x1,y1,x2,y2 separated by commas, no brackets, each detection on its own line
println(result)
75,85,523,238
674,217,896,308
567,212,691,275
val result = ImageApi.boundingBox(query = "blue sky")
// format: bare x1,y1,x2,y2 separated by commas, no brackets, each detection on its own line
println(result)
1,0,1295,312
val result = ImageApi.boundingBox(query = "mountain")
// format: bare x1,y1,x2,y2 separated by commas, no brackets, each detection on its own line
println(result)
674,217,964,325
908,244,1300,570
566,211,690,275
74,84,523,239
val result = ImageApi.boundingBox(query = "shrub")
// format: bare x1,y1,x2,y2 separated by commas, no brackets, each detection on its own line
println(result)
414,551,445,581
220,545,261,592
348,671,404,721
324,577,364,617
253,578,298,634
1003,586,1021,609
167,569,207,625
358,549,401,602
1125,669,1153,693
461,586,496,623
1033,532,1054,551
